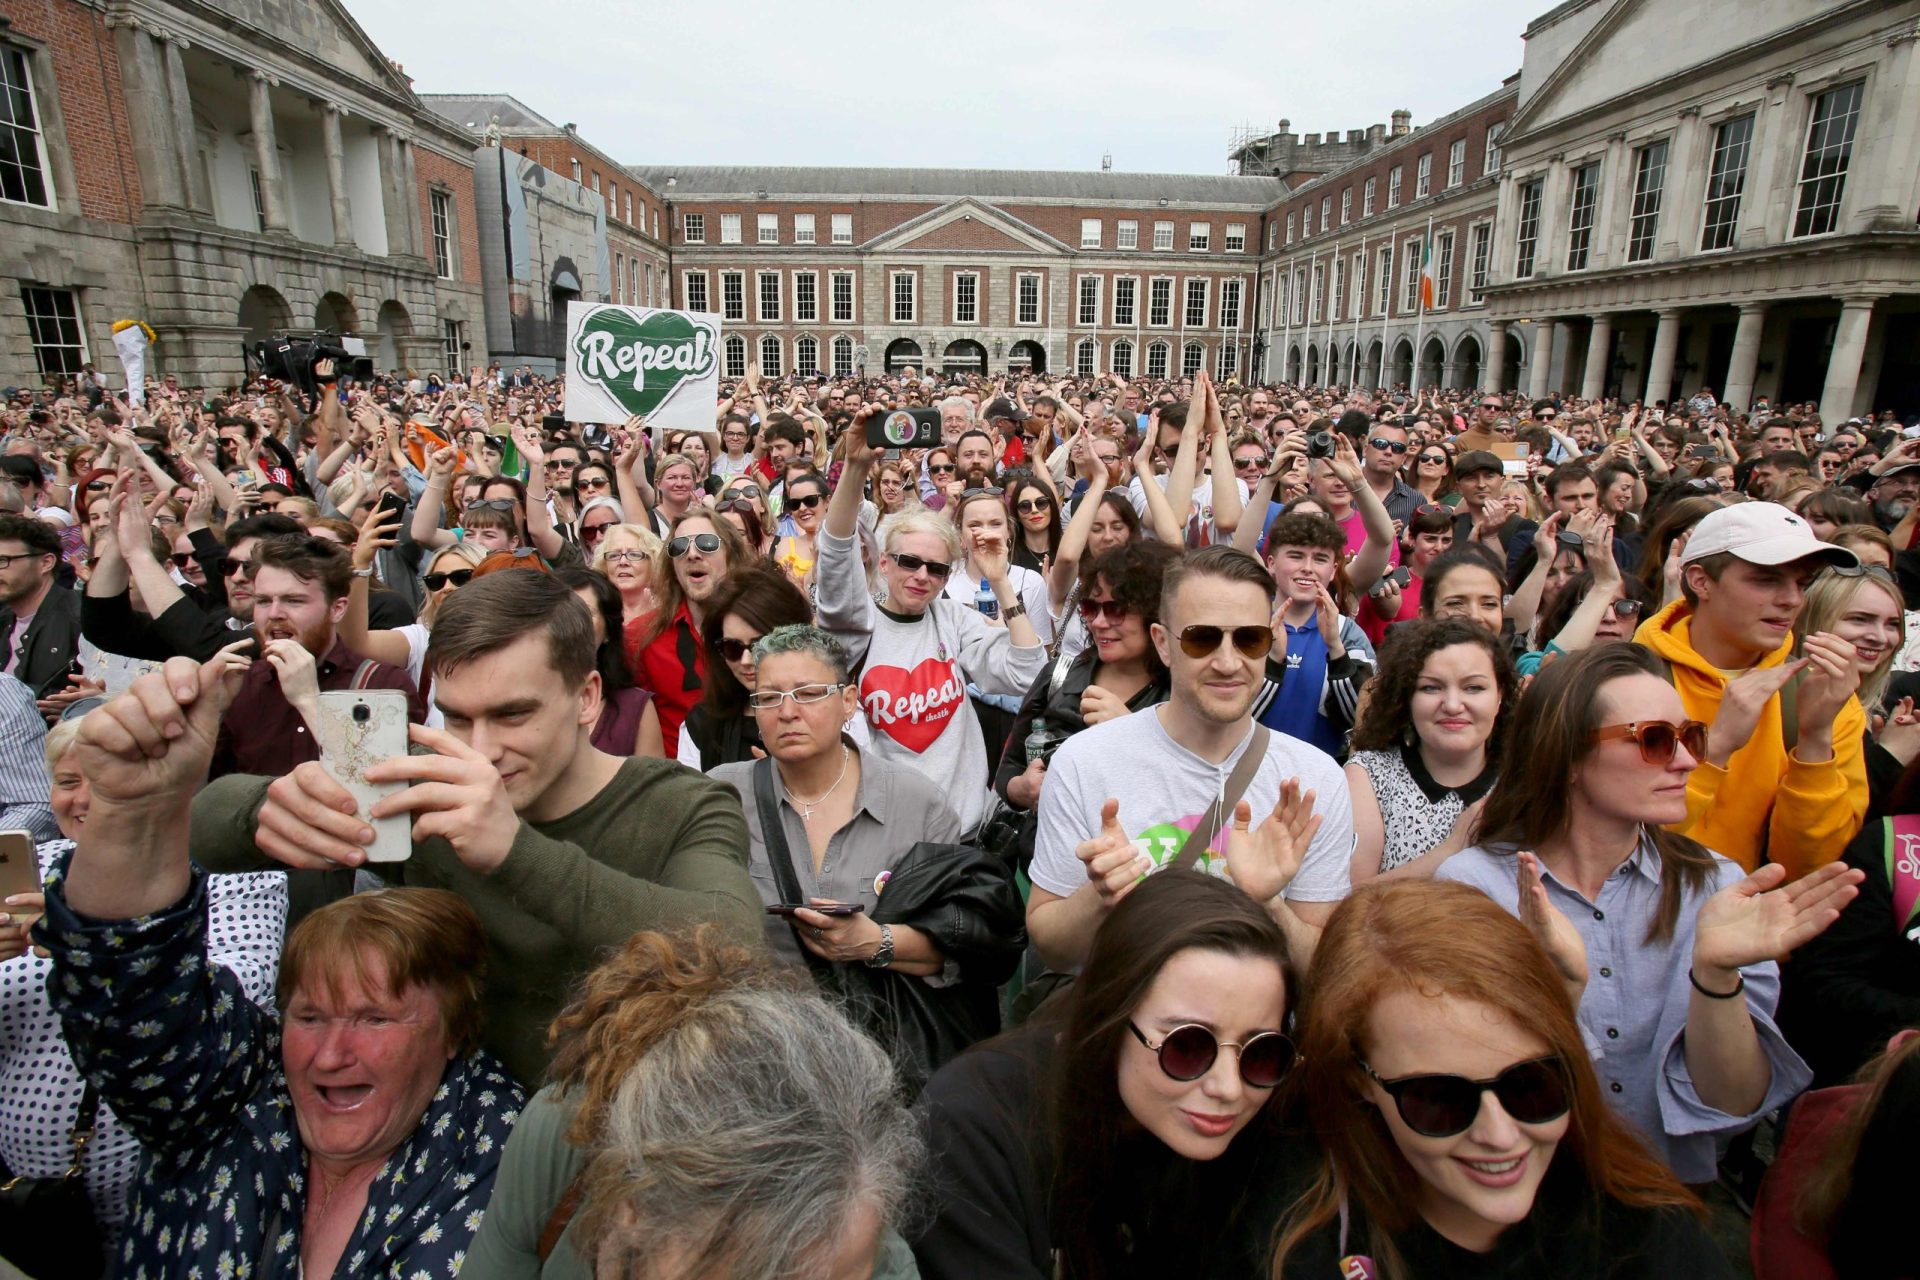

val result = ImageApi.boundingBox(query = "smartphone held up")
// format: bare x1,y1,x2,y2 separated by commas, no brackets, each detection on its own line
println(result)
313,691,412,863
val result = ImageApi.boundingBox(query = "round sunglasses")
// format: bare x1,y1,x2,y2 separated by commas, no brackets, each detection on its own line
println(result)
1360,1055,1570,1137
1129,1022,1297,1089
1588,719,1707,766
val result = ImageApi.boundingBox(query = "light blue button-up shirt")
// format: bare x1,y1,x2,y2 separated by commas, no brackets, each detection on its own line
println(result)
1438,834,1812,1184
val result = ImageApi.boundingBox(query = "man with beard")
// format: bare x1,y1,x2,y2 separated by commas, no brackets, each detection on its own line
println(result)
953,428,999,489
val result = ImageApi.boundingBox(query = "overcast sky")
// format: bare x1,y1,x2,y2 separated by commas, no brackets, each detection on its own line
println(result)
346,0,1545,174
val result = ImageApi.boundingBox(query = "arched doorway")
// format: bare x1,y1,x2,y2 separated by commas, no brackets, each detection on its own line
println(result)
1389,338,1414,389
1499,331,1523,394
943,339,987,376
1419,337,1446,391
313,291,357,335
550,258,582,342
1364,339,1383,388
1326,343,1341,386
1007,339,1046,374
238,285,293,345
1452,335,1483,391
884,338,923,373
1305,343,1320,386
376,300,411,373
1286,344,1302,383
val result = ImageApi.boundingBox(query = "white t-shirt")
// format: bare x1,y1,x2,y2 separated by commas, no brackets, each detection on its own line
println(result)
1030,708,1354,908
940,562,1054,646
395,622,445,729
1124,474,1250,547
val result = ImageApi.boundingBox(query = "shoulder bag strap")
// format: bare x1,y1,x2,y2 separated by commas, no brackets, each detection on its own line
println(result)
1172,725,1270,872
351,659,378,691
1886,815,1920,931
753,760,835,979
537,1167,589,1263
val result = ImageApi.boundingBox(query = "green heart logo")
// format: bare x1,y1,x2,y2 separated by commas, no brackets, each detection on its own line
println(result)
569,306,719,418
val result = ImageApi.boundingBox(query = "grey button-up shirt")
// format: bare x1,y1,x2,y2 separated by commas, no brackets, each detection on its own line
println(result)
713,746,962,969
1438,834,1812,1184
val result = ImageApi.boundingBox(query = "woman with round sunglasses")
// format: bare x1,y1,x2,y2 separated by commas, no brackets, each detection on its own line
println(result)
771,469,829,595
554,567,663,758
626,511,751,758
914,870,1305,1280
1437,645,1864,1184
682,566,814,771
1007,478,1061,576
1271,879,1724,1278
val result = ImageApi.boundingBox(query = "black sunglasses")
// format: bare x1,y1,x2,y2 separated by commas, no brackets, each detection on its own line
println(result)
168,552,195,569
928,463,958,475
889,551,953,579
728,483,763,497
1367,437,1409,454
219,557,252,578
787,493,824,510
1589,719,1708,766
423,568,475,590
1177,623,1273,660
84,480,111,493
715,636,757,662
1361,1055,1570,1138
1418,453,1448,465
668,533,723,558
581,521,617,540
468,498,518,513
1078,597,1131,623
1130,1022,1296,1089
1606,598,1646,618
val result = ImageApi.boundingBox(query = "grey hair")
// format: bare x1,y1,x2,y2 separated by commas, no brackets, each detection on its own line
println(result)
878,509,961,559
938,395,975,424
579,984,923,1278
751,623,851,683
579,494,627,522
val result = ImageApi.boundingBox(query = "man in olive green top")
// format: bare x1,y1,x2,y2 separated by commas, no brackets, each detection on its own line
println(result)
190,573,764,1084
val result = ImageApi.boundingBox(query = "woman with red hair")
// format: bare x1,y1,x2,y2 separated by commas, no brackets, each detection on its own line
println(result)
1272,879,1727,1277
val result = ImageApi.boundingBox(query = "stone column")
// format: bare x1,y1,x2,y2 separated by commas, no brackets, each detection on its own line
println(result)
1538,156,1570,276
114,23,183,208
1550,320,1575,395
374,125,407,257
1526,319,1556,400
1581,314,1613,400
1819,296,1881,426
160,36,205,213
400,139,424,258
246,71,286,231
1722,303,1769,413
320,105,353,247
1645,309,1683,407
1590,135,1627,269
1485,321,1508,393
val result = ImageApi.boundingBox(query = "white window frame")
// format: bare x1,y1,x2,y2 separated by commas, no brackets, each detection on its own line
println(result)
1701,113,1755,252
831,335,854,376
830,271,856,324
1318,197,1330,232
1081,218,1102,249
1485,123,1504,175
1266,221,1277,251
1514,179,1543,278
1225,222,1246,252
1793,80,1865,239
756,270,782,323
758,334,783,378
1388,166,1403,208
1310,263,1324,324
720,213,741,244
1216,341,1237,379
0,46,55,210
1184,277,1209,328
1349,251,1364,321
1112,275,1138,328
953,271,980,325
794,334,819,377
429,189,454,279
1146,340,1170,378
1153,220,1174,251
1181,341,1205,378
1076,274,1101,327
21,285,87,376
1075,337,1098,376
1363,176,1376,217
1188,222,1210,252
1118,219,1139,250
1375,245,1392,316
1402,237,1423,312
1416,153,1433,198
683,212,706,243
1147,276,1174,328
723,334,747,378
757,213,779,244
1447,139,1466,189
1468,220,1492,305
831,212,853,244
1565,162,1600,272
1340,190,1352,225
794,270,819,323
720,271,746,322
1285,213,1296,244
794,213,816,244
441,319,463,376
1015,273,1042,326
891,270,917,324
1435,229,1454,308
1218,277,1242,330
1627,139,1669,264
1111,337,1134,378
683,271,710,314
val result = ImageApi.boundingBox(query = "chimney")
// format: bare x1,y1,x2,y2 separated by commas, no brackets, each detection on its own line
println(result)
1276,117,1293,141
1390,109,1412,137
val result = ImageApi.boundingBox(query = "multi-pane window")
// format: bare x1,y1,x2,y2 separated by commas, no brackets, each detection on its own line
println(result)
1285,213,1296,244
1416,154,1433,198
624,193,632,225
1310,264,1324,323
1112,338,1134,378
0,47,53,208
830,272,855,323
1435,230,1454,308
795,271,818,322
1701,114,1755,251
1188,223,1210,251
1184,279,1208,327
685,272,709,313
831,213,853,244
1794,82,1864,238
1565,162,1600,271
723,334,747,378
569,158,581,182
1016,274,1041,325
1113,277,1137,327
955,272,979,324
1148,278,1173,327
613,255,623,303
794,213,816,244
1118,219,1139,249
794,335,818,377
1448,139,1467,188
23,286,84,376
441,319,463,375
1217,342,1237,379
1376,245,1393,315
1275,274,1287,325
720,213,741,244
1267,221,1277,251
249,168,266,231
1485,123,1504,175
1388,166,1403,208
1219,278,1242,329
891,272,916,323
1402,238,1423,312
1363,177,1376,217
1081,218,1102,248
683,212,705,243
1318,197,1330,232
1329,260,1344,322
429,191,454,278
1627,140,1668,263
757,271,781,322
1292,268,1307,325
590,172,600,194
1469,223,1491,304
652,210,659,239
1225,223,1246,252
1340,191,1352,225
1182,342,1205,377
720,272,745,321
1153,220,1174,250
1514,180,1543,278
644,263,653,306
831,336,853,376
759,335,783,377
1076,276,1100,326
1146,341,1169,378
608,182,618,215
757,213,779,244
1076,338,1097,375
1350,252,1364,320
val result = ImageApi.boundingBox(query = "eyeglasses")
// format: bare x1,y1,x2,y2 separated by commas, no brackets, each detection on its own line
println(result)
219,557,253,578
603,549,649,564
577,476,610,491
1128,1022,1297,1089
468,498,518,513
1177,623,1274,660
0,549,52,571
1078,597,1132,623
581,523,617,541
1830,563,1897,586
1234,455,1269,470
747,682,847,711
1360,1056,1570,1138
668,533,722,558
1606,598,1646,618
543,459,578,470
1015,497,1052,514
422,568,475,590
787,493,824,510
1589,719,1708,765
84,480,111,493
928,463,958,475
728,483,763,498
961,486,1004,499
1418,454,1448,465
1367,438,1409,454
878,549,955,583
715,636,758,662
168,552,196,569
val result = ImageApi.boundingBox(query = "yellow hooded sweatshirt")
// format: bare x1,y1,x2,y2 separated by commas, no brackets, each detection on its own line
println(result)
1634,600,1867,878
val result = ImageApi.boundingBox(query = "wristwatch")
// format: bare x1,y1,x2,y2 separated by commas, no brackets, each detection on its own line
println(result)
865,923,895,969
1000,601,1027,621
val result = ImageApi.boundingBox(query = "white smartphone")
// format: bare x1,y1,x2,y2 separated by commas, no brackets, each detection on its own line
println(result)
314,691,412,863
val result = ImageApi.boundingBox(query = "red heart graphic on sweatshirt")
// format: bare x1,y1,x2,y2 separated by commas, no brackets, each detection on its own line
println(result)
860,658,966,754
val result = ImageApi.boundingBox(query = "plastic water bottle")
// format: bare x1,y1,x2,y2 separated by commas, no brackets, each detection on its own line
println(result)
975,577,999,620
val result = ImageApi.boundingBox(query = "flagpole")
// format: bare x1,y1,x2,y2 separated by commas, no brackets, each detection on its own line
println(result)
1280,253,1293,386
1353,235,1366,389
1380,238,1394,388
1413,215,1434,393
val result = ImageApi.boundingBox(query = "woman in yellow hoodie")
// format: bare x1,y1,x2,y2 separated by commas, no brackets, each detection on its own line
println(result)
1632,502,1867,879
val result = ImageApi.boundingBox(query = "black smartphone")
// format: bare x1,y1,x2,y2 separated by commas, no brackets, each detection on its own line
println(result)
866,408,940,449
1556,530,1586,552
374,490,407,525
765,902,866,917
541,413,567,434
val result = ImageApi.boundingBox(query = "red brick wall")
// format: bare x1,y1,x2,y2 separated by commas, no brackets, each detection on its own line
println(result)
415,145,479,284
513,136,664,243
1261,97,1515,229
0,0,142,221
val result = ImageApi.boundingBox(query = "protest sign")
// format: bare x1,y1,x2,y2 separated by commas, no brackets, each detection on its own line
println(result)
563,302,722,430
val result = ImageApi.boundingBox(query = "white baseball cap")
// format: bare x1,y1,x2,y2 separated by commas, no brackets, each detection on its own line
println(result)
1680,501,1859,569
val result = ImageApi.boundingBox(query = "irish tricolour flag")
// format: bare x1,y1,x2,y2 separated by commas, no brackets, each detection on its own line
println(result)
1418,238,1436,311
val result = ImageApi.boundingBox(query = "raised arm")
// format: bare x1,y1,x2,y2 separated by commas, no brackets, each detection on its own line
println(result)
1329,434,1394,590
513,424,566,559
1132,426,1184,546
1202,378,1243,536
1161,399,1204,541
1048,429,1106,611
341,513,415,669
409,446,458,550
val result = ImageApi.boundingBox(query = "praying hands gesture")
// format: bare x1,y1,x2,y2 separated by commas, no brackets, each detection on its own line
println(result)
1515,851,1588,1005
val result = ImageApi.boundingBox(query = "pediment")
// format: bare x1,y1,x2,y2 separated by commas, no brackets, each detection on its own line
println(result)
865,199,1071,255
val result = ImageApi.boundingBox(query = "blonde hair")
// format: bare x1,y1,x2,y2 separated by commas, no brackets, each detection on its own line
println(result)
879,509,961,560
1797,567,1905,710
421,542,487,626
43,718,81,773
594,522,664,572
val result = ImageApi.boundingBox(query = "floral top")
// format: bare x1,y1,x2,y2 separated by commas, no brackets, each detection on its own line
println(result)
37,861,525,1279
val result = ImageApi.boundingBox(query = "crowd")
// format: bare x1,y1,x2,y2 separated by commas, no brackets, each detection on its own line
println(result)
0,353,1916,1279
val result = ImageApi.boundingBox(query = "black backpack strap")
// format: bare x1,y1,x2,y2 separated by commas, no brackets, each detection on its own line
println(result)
753,759,834,980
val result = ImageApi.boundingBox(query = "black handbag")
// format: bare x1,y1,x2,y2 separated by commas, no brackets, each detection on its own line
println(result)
752,761,1025,1094
0,1081,105,1279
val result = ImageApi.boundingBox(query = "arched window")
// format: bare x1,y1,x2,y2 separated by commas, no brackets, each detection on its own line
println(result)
1181,342,1205,377
1111,338,1134,379
1076,337,1098,376
723,334,747,379
794,335,819,377
1216,343,1238,379
758,335,783,378
831,336,854,377
1146,341,1170,379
